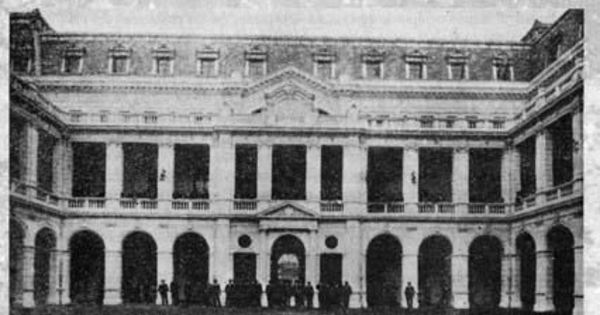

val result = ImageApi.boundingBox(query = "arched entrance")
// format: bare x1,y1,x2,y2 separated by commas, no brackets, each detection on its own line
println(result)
10,219,25,305
70,230,105,305
270,235,305,284
173,232,209,305
34,228,56,305
547,226,574,314
366,234,402,307
469,235,503,310
516,232,536,311
419,235,452,308
122,231,157,304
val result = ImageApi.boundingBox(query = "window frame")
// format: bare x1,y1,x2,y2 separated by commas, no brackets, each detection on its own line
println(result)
361,51,385,79
404,51,428,80
244,47,268,78
108,44,132,75
493,56,514,81
151,44,175,76
312,49,337,79
196,48,220,78
61,45,86,74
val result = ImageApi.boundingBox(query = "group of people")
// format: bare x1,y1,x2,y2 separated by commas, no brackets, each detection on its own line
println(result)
157,279,221,306
316,281,353,309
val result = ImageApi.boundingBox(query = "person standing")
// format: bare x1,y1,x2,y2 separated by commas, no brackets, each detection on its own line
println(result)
225,279,233,307
404,282,416,310
304,281,314,309
170,280,179,306
210,279,221,307
342,281,352,308
158,279,169,305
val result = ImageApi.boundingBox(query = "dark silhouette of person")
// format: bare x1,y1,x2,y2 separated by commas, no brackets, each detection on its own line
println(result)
225,279,233,307
170,280,179,306
304,281,314,309
210,279,221,307
294,280,304,308
343,281,352,308
405,282,416,310
158,279,169,305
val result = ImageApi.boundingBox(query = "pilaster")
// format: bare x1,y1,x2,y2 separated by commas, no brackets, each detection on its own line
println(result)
52,139,65,196
501,146,513,203
342,142,366,215
343,220,361,308
213,219,232,283
47,249,60,304
22,246,35,307
402,146,419,214
156,249,173,305
533,250,554,312
59,250,70,305
499,253,515,308
402,244,419,309
572,107,583,191
105,142,123,207
257,144,273,200
535,130,552,202
306,144,321,203
157,143,174,210
104,250,122,305
574,243,583,315
25,124,39,197
451,253,469,309
210,134,234,212
452,147,469,214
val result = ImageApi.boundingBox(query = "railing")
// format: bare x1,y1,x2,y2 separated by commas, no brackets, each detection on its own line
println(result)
320,201,344,212
515,178,581,213
367,202,404,213
468,203,507,215
171,199,210,210
233,199,258,211
68,198,106,209
417,203,455,214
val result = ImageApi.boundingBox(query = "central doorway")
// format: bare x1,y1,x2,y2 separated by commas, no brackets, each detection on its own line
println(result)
366,234,403,307
270,235,305,284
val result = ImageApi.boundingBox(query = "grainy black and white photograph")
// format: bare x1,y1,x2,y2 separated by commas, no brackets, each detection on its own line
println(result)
5,1,588,315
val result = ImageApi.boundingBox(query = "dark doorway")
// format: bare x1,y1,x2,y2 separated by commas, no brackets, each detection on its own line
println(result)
234,253,257,283
174,144,210,199
122,232,157,304
321,145,343,201
469,235,503,310
549,114,574,186
173,233,209,304
419,235,452,308
235,144,258,199
72,142,106,197
320,253,342,285
270,235,305,284
516,232,536,311
548,226,575,314
518,137,536,198
34,228,56,305
122,143,158,198
469,149,502,203
10,219,25,305
272,145,306,200
367,147,403,205
366,234,403,307
69,230,105,305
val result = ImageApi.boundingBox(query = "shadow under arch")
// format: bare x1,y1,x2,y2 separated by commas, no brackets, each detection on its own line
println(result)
516,231,536,311
69,229,105,305
122,231,157,304
418,234,453,308
468,235,503,310
172,232,209,305
547,225,575,314
366,233,403,307
34,227,57,305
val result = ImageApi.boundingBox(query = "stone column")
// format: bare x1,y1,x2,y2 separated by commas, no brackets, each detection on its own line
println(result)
257,144,272,201
306,144,321,204
535,130,552,203
511,149,521,202
533,250,554,312
210,134,234,213
402,146,419,214
452,147,469,214
47,249,60,304
24,124,39,197
343,220,362,308
305,230,319,307
573,243,583,315
214,219,232,283
52,139,65,196
572,107,583,191
104,250,122,305
58,250,70,305
22,245,35,307
105,142,123,208
402,243,419,308
156,249,173,305
157,143,174,210
510,252,522,309
451,252,469,309
256,231,269,307
343,141,367,215
499,253,515,309
501,146,513,203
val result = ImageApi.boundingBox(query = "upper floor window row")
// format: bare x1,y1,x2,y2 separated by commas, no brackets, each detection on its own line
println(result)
58,44,514,81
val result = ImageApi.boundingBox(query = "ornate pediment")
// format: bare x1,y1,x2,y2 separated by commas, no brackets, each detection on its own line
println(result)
257,202,318,219
265,82,316,104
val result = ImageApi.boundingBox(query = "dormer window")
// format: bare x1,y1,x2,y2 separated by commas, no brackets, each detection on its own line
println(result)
11,56,31,73
547,34,563,65
313,48,336,79
152,44,175,76
362,50,384,79
493,54,514,81
420,116,434,128
446,51,469,80
467,116,478,129
405,50,428,80
196,47,220,77
108,44,131,74
245,46,267,77
62,45,86,74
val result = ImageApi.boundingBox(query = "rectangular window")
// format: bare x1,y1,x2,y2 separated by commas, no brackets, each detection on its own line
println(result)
174,144,210,199
99,111,109,123
235,144,257,199
492,121,505,129
321,145,343,201
12,57,30,73
547,35,563,65
365,61,382,79
199,59,217,77
72,142,106,197
143,112,158,124
420,116,434,128
445,118,455,129
316,60,333,79
155,57,172,75
63,56,81,74
111,56,128,74
449,63,466,80
468,120,478,129
495,64,512,81
367,147,403,203
69,110,83,123
122,143,158,199
248,60,265,77
272,145,306,200
408,62,424,79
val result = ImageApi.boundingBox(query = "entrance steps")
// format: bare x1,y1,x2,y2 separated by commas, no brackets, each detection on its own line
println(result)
10,306,562,315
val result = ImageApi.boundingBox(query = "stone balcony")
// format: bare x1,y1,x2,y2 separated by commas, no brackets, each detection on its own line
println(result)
10,177,582,221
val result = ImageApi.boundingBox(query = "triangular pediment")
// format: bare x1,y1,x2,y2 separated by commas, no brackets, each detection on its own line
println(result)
257,202,318,219
242,66,331,98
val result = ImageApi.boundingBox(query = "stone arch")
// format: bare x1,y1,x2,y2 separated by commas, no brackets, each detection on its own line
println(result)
122,231,157,304
270,234,305,285
172,232,210,305
34,227,57,305
469,235,503,310
366,233,403,307
516,231,536,311
418,234,453,308
69,229,105,305
547,224,575,313
10,218,26,305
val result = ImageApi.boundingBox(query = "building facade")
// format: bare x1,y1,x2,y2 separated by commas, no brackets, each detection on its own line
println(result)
9,8,583,314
